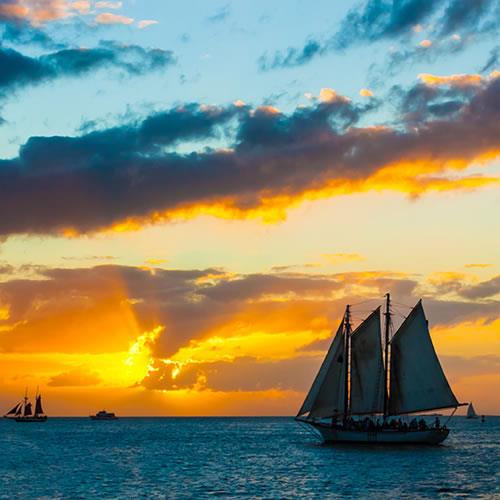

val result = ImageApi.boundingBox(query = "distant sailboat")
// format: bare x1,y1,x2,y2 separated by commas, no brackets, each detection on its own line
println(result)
4,389,48,422
296,294,465,445
466,402,479,419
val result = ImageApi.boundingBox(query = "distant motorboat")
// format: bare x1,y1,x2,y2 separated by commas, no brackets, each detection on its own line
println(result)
466,403,479,419
90,410,118,420
4,389,47,422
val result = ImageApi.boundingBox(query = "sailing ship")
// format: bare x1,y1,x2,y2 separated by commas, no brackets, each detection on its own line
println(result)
466,402,479,419
4,389,48,422
296,294,465,444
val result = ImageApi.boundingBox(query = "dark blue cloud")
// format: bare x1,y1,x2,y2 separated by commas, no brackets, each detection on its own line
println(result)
391,77,481,124
0,41,176,99
260,0,499,70
0,21,64,49
0,78,498,235
207,4,231,24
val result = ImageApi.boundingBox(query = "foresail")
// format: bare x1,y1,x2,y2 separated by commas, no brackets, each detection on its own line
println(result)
350,307,385,414
297,320,345,419
389,301,459,415
5,403,21,416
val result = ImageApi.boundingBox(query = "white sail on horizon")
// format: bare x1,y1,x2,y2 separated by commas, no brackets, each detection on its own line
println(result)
350,307,385,415
467,403,478,418
389,301,459,415
297,320,345,418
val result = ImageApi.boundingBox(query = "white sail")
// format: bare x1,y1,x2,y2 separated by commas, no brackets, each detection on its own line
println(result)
297,320,345,418
466,403,478,418
350,307,385,414
389,301,459,415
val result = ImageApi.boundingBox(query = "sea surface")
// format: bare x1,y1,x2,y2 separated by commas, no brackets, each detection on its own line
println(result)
0,416,498,498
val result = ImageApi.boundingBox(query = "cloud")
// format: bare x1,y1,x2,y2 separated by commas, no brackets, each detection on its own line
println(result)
418,73,483,87
259,0,499,70
207,4,230,24
322,253,365,265
0,264,498,362
95,12,133,25
0,20,64,49
0,262,498,401
0,41,175,100
441,355,500,383
0,0,79,25
71,1,90,14
0,74,499,236
138,19,158,30
458,275,500,299
391,71,498,125
481,45,499,72
141,355,319,392
258,39,324,71
464,263,492,269
95,1,122,9
48,367,102,386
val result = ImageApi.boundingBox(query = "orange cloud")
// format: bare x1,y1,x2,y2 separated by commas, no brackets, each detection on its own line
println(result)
322,253,365,265
0,0,73,24
95,1,122,8
318,88,350,103
0,265,499,414
95,12,133,25
138,19,158,29
71,0,90,14
418,73,483,87
464,263,493,269
94,155,499,236
418,39,432,48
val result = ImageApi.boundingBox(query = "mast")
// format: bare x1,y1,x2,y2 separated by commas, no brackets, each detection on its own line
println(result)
24,387,28,415
343,305,351,424
383,293,391,418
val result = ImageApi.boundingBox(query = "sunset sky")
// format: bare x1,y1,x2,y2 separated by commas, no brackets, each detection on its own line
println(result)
0,0,499,416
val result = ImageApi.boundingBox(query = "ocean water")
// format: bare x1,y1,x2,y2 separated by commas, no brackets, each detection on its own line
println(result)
0,417,498,498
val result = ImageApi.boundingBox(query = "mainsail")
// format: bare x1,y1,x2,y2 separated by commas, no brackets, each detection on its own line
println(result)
34,395,44,416
297,320,345,418
389,301,459,415
350,307,385,414
24,402,33,417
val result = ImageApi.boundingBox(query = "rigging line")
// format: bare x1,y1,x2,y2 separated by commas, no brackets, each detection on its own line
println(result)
349,298,382,307
444,407,458,427
390,306,408,318
297,420,323,441
391,300,414,309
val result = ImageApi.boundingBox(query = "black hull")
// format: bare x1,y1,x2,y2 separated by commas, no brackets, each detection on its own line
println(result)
15,416,48,422
301,421,450,445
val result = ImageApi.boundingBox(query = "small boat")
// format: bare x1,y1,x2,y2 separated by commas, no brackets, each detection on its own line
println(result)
466,402,479,419
90,410,118,420
296,294,465,445
4,389,48,422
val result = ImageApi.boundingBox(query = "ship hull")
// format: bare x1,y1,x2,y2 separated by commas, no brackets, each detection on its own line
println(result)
306,422,449,445
15,416,48,423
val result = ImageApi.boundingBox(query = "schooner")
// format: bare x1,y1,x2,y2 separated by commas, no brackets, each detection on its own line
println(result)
3,389,48,422
296,294,464,444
